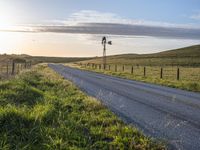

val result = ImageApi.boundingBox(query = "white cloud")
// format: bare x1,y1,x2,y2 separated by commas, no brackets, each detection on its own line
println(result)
68,10,121,23
1,10,200,40
54,10,200,29
53,10,124,25
190,12,200,20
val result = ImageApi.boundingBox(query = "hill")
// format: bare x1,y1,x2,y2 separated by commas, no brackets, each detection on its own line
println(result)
80,45,200,66
0,54,91,64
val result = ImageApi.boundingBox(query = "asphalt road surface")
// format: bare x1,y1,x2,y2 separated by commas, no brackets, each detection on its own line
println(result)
49,64,200,150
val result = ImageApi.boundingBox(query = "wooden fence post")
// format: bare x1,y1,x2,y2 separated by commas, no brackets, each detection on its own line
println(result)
144,67,146,77
115,65,117,72
177,68,180,80
131,66,133,74
122,65,125,72
21,63,23,70
11,62,15,75
25,62,27,69
109,65,110,71
7,63,9,77
17,64,20,73
160,67,163,79
103,64,106,70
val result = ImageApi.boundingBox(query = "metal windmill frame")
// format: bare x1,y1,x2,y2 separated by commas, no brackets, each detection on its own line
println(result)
102,36,112,69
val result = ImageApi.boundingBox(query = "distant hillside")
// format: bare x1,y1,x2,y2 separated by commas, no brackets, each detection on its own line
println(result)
0,54,27,63
151,45,200,58
0,54,91,64
1,45,200,66
80,45,200,66
30,56,91,64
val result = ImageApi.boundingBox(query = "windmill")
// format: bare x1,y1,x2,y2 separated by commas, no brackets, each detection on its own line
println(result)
102,36,112,69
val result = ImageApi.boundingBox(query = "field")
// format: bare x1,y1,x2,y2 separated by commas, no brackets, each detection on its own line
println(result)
80,45,200,66
0,61,31,80
0,65,165,149
0,54,91,65
76,45,200,92
0,54,90,80
67,63,200,92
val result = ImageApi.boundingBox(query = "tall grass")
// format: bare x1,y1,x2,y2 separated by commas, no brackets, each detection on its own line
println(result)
0,65,166,150
69,64,200,92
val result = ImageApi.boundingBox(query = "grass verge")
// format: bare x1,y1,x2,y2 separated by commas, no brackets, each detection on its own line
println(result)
69,64,200,92
0,64,166,150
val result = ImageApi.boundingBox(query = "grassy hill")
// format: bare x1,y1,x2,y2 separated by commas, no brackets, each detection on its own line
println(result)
0,54,91,64
1,45,200,66
80,45,200,66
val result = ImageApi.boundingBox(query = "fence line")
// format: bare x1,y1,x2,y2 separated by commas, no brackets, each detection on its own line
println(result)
0,61,32,79
80,63,200,81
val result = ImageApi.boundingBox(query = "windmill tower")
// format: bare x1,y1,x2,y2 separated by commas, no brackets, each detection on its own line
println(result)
102,36,112,69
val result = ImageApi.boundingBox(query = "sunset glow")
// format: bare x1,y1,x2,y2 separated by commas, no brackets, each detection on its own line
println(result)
0,0,199,56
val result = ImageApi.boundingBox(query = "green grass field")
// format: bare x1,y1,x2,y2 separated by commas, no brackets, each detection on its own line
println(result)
0,54,91,65
0,62,29,80
80,45,200,66
0,53,90,80
75,45,200,92
0,65,166,150
68,63,200,92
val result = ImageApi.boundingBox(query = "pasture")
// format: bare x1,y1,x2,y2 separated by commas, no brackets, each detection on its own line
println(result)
75,64,200,92
0,64,166,149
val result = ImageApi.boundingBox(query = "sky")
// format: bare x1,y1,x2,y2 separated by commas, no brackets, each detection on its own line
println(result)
0,0,200,57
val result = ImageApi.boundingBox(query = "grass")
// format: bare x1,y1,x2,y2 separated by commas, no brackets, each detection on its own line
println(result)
0,54,91,65
0,62,27,80
76,45,200,92
69,64,200,92
0,64,166,150
80,45,200,66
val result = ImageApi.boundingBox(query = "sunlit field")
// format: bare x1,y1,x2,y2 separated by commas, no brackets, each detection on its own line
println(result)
0,65,166,149
71,64,200,92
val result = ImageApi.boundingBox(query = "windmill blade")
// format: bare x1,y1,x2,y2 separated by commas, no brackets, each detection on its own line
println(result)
108,41,112,45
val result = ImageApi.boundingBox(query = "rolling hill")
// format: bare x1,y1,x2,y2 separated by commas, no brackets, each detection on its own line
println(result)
0,54,91,64
1,45,200,66
80,45,200,66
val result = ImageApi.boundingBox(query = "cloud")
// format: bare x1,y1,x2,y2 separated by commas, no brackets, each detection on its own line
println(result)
67,10,121,24
1,10,200,40
54,10,200,29
190,12,200,20
28,23,200,39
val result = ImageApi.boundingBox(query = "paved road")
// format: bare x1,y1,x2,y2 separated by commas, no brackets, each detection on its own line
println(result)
49,64,200,150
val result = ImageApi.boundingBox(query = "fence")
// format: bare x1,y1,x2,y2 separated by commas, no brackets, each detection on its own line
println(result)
81,63,200,81
0,61,32,80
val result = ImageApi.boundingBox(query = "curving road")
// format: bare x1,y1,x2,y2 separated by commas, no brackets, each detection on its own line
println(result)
49,64,200,150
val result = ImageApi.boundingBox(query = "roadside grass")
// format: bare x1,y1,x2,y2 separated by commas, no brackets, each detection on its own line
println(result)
68,64,200,92
0,65,166,150
79,45,200,66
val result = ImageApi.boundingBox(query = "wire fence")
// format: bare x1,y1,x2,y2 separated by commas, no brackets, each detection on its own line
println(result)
81,63,200,82
0,61,32,80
